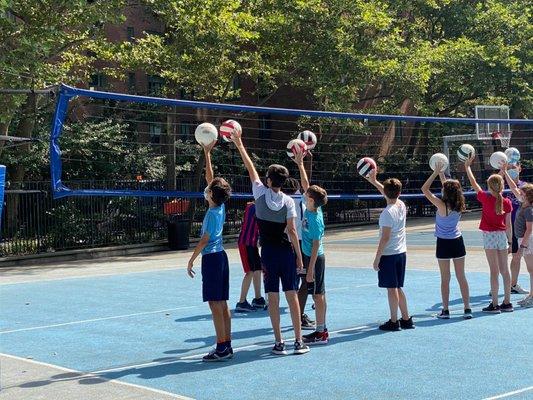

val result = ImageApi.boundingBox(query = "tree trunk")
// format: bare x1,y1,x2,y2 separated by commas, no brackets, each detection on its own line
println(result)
165,107,176,190
6,92,37,229
377,98,415,159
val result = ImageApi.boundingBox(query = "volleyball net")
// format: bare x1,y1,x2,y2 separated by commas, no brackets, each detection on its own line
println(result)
50,84,533,201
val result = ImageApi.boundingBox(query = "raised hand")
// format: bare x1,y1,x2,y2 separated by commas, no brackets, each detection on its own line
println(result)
202,140,216,153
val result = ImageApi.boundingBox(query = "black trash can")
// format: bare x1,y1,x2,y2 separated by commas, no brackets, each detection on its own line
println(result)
168,218,190,250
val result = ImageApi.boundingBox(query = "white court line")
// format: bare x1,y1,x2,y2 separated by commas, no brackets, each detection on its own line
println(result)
482,386,533,400
92,324,373,373
0,306,198,334
0,353,194,400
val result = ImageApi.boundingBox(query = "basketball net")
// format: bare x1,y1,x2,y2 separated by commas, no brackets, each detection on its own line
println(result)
491,131,512,149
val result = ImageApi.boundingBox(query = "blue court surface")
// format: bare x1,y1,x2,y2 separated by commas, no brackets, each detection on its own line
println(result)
1,261,532,400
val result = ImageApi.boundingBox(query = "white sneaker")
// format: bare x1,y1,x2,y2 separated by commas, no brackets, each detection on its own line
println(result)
517,296,529,305
511,284,529,295
520,297,533,308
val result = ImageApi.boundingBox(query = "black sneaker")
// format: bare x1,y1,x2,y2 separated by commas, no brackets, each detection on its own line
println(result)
228,347,234,358
378,319,400,331
293,341,310,355
301,313,316,330
271,342,288,356
437,309,450,319
235,300,255,313
251,297,267,310
400,316,415,329
500,302,514,312
482,303,501,314
303,330,329,345
202,348,231,362
463,308,473,319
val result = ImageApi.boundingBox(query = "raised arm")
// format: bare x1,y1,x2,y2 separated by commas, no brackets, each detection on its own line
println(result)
230,127,260,183
202,141,216,185
421,165,446,212
501,163,522,199
464,155,483,193
364,168,385,197
293,151,309,192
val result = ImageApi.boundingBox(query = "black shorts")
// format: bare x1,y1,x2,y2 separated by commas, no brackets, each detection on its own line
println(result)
436,236,466,260
303,254,326,295
378,252,406,288
201,250,229,302
238,244,262,273
261,244,299,293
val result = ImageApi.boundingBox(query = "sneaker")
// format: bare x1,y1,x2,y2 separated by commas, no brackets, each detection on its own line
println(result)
517,296,529,305
520,297,533,308
303,330,329,345
271,342,288,356
301,313,316,330
400,316,415,329
511,284,529,295
293,341,310,355
500,302,514,312
378,319,400,331
436,309,450,319
302,314,315,331
463,308,473,319
251,297,267,310
235,300,255,313
482,303,501,314
202,348,231,362
228,347,234,358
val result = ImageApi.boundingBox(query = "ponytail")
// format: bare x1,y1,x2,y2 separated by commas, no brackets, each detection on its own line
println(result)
487,174,505,215
495,192,504,215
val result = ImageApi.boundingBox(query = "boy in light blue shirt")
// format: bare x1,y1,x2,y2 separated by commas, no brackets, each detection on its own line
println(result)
187,141,232,361
294,152,329,345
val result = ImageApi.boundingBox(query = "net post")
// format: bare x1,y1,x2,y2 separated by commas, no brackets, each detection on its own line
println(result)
49,86,73,197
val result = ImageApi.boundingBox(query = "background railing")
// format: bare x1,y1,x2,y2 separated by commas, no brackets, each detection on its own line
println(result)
1,178,483,257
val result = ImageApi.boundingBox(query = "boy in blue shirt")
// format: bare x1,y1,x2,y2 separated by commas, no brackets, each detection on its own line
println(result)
187,142,233,361
294,152,329,344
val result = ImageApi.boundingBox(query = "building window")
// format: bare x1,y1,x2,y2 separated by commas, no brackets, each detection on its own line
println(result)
149,123,163,144
128,72,136,92
89,73,106,89
127,26,135,42
148,75,164,95
259,115,271,139
179,121,192,139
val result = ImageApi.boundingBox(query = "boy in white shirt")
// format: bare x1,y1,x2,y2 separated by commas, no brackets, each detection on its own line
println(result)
365,170,414,331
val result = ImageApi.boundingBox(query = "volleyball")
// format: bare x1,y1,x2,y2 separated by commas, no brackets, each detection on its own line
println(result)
194,122,218,145
429,153,449,172
286,139,307,159
219,119,242,142
298,130,317,150
489,151,508,169
356,157,377,177
504,147,520,164
457,144,475,162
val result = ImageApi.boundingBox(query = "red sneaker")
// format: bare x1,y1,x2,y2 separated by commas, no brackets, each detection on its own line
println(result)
303,329,329,345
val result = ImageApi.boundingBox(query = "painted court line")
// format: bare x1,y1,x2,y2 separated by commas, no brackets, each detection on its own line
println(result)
0,353,194,400
482,386,533,400
0,306,198,334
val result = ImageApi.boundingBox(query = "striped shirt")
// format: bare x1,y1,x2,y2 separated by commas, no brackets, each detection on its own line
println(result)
238,202,259,247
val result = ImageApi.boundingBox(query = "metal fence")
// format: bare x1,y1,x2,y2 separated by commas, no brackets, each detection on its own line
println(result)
1,180,459,257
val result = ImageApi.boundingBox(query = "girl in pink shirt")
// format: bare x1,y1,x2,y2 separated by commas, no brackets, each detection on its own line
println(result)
465,156,513,313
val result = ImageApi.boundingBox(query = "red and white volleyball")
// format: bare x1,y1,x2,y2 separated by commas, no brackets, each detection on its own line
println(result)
357,157,377,177
219,119,242,142
286,139,308,159
298,130,317,150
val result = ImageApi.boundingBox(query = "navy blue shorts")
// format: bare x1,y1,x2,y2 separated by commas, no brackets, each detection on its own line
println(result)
378,252,406,288
261,244,299,293
201,250,229,302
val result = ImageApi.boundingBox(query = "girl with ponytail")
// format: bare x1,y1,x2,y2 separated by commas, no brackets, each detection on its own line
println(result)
422,162,471,319
465,155,513,313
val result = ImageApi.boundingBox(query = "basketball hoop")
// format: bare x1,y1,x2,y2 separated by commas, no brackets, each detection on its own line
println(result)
491,131,512,149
